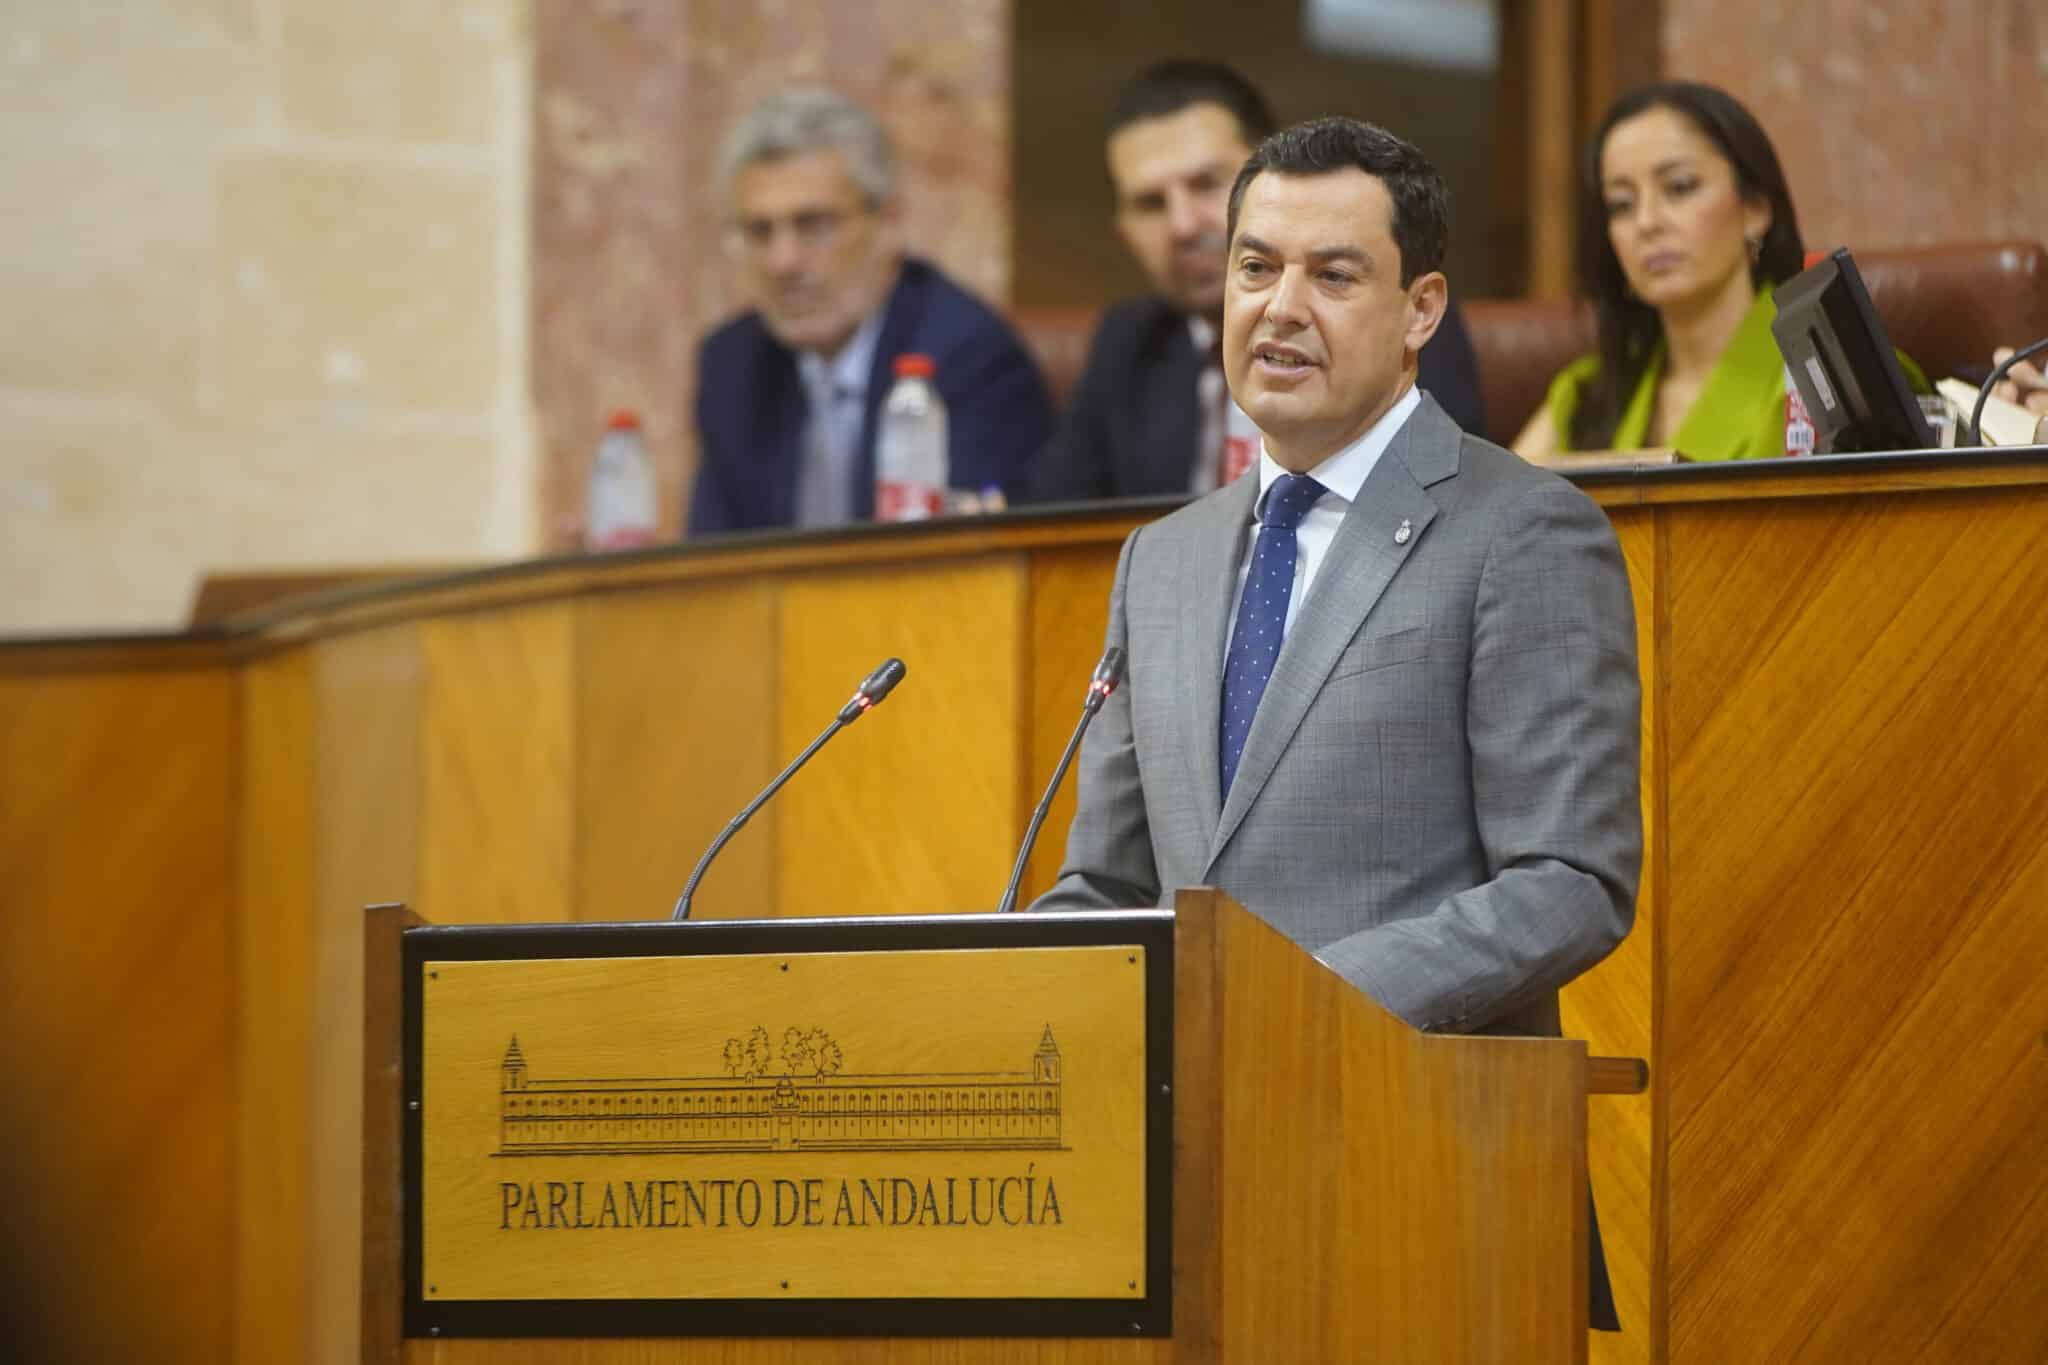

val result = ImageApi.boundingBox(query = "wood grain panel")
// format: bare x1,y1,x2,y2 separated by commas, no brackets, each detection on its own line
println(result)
312,624,426,1365
421,606,576,925
1564,507,1659,1365
0,664,236,1365
576,584,779,923
237,649,317,1365
1023,544,1124,905
1198,891,1588,1362
1662,487,2048,1363
775,557,1029,919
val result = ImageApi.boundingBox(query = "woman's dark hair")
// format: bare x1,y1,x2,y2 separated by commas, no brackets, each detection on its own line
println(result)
1569,81,1805,449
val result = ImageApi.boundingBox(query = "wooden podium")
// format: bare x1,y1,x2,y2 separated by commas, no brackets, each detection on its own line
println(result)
363,891,1642,1364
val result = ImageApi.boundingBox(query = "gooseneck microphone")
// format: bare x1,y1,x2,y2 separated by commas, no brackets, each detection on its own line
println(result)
1971,334,2048,446
671,657,907,921
995,646,1126,914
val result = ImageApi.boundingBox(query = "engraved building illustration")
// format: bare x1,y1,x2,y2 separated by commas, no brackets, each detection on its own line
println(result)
498,1027,1064,1155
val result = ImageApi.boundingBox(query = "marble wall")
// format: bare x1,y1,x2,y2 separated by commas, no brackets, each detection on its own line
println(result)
1665,0,2048,253
0,0,534,634
532,0,1012,549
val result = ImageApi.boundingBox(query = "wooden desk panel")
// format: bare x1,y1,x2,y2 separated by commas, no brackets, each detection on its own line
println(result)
776,555,1031,919
0,662,236,1365
1661,486,2048,1363
575,584,782,924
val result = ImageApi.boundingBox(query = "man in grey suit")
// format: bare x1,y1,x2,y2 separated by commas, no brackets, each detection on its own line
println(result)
1031,116,1641,1044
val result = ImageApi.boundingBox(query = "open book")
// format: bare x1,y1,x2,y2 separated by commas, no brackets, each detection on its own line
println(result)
1519,448,1684,474
1935,378,2047,447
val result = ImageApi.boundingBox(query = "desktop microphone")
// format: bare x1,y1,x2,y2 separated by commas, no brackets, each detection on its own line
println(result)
1970,334,2048,446
995,646,1126,914
671,657,907,921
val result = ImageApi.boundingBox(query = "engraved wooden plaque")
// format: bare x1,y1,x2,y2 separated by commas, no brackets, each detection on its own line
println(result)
402,912,1173,1337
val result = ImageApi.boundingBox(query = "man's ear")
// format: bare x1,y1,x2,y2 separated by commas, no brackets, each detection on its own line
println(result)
1405,271,1448,355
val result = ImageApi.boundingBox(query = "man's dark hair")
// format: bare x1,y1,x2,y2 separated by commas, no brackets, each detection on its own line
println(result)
1225,117,1450,287
1105,60,1277,146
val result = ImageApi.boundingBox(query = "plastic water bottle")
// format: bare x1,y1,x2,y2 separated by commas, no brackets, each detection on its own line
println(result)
874,354,948,521
585,411,658,550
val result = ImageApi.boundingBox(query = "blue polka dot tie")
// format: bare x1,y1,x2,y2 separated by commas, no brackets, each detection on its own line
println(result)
1220,473,1325,798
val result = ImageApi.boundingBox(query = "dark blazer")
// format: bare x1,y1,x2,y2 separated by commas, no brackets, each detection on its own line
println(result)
1029,293,1488,503
688,257,1055,535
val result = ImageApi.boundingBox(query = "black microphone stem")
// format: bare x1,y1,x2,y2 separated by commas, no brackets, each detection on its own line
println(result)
1971,334,2048,446
672,716,844,921
997,647,1125,915
995,708,1098,915
671,656,905,922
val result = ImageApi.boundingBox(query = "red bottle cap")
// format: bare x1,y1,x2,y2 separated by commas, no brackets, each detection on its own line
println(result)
606,410,642,431
892,354,935,379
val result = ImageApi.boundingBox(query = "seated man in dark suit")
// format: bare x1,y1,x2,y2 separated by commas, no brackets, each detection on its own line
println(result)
689,88,1053,535
1031,61,1486,504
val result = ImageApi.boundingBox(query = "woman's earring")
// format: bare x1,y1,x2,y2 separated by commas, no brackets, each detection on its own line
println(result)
1746,234,1763,265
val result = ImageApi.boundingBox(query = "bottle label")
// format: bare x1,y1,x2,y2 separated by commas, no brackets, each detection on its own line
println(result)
1783,365,1816,457
591,526,658,551
876,481,946,522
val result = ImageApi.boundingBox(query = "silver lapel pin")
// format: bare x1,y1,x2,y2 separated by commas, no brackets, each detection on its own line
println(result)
1394,518,1412,545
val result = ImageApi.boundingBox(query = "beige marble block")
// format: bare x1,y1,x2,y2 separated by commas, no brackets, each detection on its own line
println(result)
279,0,523,146
0,0,535,635
217,155,506,413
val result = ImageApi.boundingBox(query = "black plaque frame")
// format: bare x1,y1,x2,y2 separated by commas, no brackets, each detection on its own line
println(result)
400,909,1175,1339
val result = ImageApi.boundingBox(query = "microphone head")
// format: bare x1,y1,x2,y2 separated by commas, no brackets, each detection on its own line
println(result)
840,657,907,722
861,657,908,704
1091,646,1127,690
1084,646,1126,710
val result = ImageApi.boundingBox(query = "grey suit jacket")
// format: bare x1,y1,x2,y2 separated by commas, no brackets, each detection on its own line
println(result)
1031,392,1642,1038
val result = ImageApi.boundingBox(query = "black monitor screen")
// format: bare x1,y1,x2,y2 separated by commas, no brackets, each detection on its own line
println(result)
1770,248,1934,454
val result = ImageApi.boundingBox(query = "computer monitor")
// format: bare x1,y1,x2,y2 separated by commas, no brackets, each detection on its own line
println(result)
1770,247,1935,454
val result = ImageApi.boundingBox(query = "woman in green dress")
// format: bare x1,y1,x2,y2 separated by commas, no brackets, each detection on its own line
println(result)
1514,82,1825,461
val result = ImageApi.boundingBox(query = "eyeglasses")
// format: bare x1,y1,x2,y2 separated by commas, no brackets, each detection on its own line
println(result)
725,206,872,258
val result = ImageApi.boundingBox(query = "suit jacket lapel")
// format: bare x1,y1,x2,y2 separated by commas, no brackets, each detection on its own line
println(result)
759,349,808,528
1206,394,1461,867
1177,474,1260,843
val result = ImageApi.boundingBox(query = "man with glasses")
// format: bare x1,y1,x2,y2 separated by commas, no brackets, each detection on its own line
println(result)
689,88,1054,535
1030,61,1485,504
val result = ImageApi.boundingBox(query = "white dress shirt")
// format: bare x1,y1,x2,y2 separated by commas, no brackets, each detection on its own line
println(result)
1228,382,1422,642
